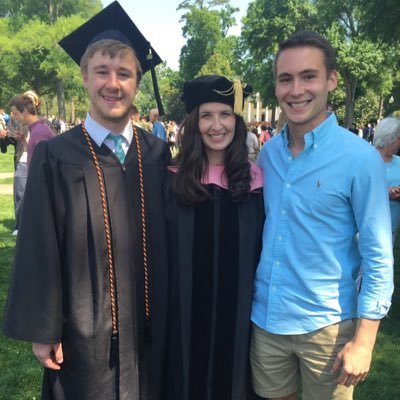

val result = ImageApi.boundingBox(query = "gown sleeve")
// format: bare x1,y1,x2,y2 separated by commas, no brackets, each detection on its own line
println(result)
2,140,64,344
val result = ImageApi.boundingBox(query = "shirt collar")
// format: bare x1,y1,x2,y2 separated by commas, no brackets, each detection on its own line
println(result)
84,112,133,147
28,119,42,129
282,112,338,150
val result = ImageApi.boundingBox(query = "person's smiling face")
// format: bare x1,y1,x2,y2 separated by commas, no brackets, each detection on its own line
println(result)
198,102,236,165
83,49,139,132
275,46,337,135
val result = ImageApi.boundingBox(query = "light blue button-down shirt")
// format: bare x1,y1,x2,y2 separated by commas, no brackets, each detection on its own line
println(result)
252,113,394,334
152,121,167,142
385,155,400,235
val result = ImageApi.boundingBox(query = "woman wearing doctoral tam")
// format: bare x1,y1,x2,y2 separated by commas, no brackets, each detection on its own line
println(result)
2,2,169,399
165,75,264,399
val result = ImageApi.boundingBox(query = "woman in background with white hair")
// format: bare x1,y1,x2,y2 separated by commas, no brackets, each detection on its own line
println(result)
373,116,400,242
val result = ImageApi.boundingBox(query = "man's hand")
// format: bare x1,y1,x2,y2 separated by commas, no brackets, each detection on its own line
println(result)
331,319,380,387
32,342,63,370
14,131,25,142
388,186,400,201
331,340,371,386
0,129,7,139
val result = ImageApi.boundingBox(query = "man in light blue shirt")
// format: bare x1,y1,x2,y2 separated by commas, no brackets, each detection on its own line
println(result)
250,31,394,400
150,108,167,141
373,116,400,242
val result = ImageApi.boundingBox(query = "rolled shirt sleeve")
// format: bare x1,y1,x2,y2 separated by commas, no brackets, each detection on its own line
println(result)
353,149,394,318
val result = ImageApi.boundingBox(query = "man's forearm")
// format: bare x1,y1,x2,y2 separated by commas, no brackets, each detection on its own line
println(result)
352,318,380,350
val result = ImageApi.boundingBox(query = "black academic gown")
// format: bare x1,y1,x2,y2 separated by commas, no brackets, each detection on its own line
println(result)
2,125,170,400
165,171,264,400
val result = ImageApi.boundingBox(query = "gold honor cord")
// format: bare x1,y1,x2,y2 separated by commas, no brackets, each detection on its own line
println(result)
132,125,151,322
81,122,151,352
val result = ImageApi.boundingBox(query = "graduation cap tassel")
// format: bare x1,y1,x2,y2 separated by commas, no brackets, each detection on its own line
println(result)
147,49,164,116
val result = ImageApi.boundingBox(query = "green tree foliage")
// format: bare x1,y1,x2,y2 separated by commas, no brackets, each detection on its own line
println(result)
177,0,239,81
238,0,318,108
0,14,89,119
316,0,395,126
329,76,381,127
360,0,400,44
239,0,400,126
199,36,238,77
177,0,237,34
135,63,186,123
0,1,101,119
0,18,58,105
0,0,101,23
359,0,400,115
326,22,385,126
179,7,224,80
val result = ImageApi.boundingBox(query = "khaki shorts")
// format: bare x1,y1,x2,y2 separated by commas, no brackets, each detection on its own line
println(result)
250,320,357,400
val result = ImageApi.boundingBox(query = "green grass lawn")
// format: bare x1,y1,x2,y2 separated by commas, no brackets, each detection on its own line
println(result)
0,149,42,399
0,177,13,185
0,148,399,399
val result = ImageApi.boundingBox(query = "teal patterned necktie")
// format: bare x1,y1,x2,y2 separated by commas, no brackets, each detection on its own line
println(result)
107,133,126,163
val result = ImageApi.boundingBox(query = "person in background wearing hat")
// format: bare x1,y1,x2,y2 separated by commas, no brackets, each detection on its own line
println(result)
2,2,170,399
250,31,393,400
164,74,264,399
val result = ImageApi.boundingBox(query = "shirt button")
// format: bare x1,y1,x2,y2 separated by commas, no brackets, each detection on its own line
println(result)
288,156,292,160
275,261,280,266
313,144,318,149
278,236,282,240
286,183,291,188
282,210,286,215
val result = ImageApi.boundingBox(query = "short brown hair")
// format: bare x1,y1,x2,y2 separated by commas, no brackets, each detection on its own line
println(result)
274,31,336,77
129,104,139,115
9,94,39,116
80,38,143,84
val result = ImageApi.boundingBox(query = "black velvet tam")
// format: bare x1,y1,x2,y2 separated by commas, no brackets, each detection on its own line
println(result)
181,74,252,114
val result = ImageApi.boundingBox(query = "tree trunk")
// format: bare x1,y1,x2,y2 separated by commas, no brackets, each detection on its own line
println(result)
271,107,276,125
44,98,49,118
377,95,384,120
343,75,357,128
48,0,55,24
70,99,75,125
56,78,65,119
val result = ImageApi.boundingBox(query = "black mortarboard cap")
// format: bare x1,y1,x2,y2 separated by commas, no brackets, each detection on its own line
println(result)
181,75,252,116
59,1,164,114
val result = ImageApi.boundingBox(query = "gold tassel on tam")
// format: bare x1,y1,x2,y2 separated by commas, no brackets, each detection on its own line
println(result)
233,80,244,116
213,79,247,116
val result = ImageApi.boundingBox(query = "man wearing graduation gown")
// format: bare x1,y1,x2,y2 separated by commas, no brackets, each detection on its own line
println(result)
2,2,170,399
